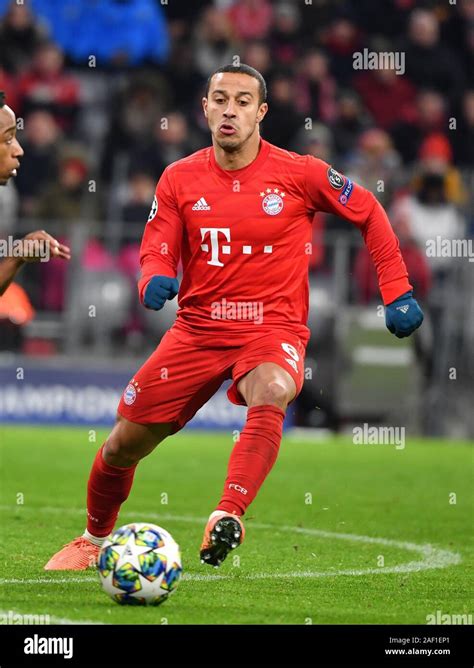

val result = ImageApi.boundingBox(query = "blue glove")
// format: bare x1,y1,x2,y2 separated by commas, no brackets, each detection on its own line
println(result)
143,275,179,311
385,291,424,338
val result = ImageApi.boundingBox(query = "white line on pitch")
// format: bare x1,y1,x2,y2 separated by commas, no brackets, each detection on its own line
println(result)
0,504,461,581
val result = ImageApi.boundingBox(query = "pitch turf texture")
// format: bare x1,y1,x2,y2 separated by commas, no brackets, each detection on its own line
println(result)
0,426,472,625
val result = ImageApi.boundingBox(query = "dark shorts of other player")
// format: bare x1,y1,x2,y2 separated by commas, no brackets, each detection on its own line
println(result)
118,324,306,432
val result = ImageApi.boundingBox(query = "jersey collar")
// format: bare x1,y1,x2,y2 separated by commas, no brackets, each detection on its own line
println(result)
209,138,271,184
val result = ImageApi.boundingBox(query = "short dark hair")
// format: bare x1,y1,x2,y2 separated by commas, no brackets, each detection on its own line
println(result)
0,91,5,108
205,64,267,105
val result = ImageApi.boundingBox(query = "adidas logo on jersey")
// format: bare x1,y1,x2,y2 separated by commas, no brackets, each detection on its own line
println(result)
192,197,211,211
396,304,410,314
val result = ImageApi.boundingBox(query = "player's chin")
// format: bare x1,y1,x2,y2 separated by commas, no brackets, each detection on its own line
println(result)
0,176,9,186
216,135,241,151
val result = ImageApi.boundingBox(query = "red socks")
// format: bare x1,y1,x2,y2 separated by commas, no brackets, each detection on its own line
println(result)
86,445,137,537
86,405,285,535
217,405,285,516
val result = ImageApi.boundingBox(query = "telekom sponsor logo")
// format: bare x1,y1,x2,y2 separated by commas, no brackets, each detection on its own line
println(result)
200,228,273,266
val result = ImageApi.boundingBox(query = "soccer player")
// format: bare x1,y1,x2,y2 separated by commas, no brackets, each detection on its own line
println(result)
45,65,423,571
0,91,71,295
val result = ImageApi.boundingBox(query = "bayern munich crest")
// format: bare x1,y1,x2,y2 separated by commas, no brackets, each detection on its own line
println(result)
260,187,285,216
123,382,138,406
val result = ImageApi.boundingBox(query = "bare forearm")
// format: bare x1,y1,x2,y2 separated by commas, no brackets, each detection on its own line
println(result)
0,257,24,296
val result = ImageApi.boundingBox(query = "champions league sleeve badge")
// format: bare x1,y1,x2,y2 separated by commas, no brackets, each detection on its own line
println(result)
327,167,345,190
147,195,158,223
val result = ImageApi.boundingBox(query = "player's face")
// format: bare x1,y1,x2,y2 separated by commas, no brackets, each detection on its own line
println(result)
0,105,23,186
203,73,268,152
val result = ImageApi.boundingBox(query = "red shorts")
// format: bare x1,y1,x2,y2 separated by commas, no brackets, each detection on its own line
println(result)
118,324,306,431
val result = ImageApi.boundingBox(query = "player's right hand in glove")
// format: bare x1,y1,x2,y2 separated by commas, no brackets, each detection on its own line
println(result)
143,275,179,311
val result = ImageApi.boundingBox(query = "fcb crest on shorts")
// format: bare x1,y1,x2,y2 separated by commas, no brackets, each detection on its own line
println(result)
260,187,285,216
123,379,141,405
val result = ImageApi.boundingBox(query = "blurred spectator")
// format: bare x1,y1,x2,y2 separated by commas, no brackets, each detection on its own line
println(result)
101,75,169,183
14,110,61,216
31,0,170,67
391,89,448,164
404,176,465,275
163,0,213,43
121,172,156,224
413,133,467,206
162,42,205,114
293,123,334,164
194,7,237,77
295,50,337,123
0,1,47,74
0,66,19,112
17,42,81,132
34,147,90,221
401,9,465,102
261,72,304,147
270,2,302,66
354,0,416,39
344,128,402,207
354,62,416,131
442,0,474,84
242,40,273,80
154,112,196,166
451,89,474,167
227,0,273,41
330,90,372,161
321,17,362,85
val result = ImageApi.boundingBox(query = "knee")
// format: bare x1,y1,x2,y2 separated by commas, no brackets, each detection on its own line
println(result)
103,433,141,467
103,422,146,467
249,380,291,409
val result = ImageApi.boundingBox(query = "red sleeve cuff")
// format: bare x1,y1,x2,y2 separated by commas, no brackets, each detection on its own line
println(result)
138,275,151,305
380,278,413,305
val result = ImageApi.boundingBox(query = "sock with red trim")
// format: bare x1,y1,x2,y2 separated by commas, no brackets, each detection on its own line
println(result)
216,404,285,516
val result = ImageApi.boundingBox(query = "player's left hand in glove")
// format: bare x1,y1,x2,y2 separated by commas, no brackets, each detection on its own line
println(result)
143,275,179,311
385,290,424,338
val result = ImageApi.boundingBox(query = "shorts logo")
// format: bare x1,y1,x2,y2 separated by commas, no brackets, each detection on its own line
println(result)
123,382,137,406
327,167,345,190
281,342,300,373
339,179,353,205
147,195,158,223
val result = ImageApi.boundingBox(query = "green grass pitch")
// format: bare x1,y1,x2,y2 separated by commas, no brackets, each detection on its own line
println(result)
0,426,472,625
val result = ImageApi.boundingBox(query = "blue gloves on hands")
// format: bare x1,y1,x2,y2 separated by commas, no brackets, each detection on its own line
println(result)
385,291,424,338
143,275,179,311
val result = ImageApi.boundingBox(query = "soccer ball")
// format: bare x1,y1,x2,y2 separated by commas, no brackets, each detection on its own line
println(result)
97,523,182,606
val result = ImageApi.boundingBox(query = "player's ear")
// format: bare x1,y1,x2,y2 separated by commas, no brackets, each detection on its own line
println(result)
256,102,268,124
202,97,208,118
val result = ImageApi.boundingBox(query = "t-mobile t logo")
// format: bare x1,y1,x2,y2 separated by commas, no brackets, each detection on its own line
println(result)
200,227,231,267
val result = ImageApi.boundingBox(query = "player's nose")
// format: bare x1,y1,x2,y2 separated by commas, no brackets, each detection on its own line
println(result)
223,102,237,117
13,138,24,158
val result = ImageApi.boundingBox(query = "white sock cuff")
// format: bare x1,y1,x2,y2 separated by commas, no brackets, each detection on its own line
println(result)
83,529,108,547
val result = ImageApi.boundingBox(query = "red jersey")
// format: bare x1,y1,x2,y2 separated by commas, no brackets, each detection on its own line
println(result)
139,139,411,346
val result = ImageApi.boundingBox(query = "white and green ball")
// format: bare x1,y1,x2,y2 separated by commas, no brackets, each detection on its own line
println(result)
98,523,182,606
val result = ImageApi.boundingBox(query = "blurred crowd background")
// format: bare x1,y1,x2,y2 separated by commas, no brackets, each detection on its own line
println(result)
0,0,472,434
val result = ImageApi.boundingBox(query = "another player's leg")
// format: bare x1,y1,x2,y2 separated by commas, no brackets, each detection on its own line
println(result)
44,417,174,570
200,362,295,567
